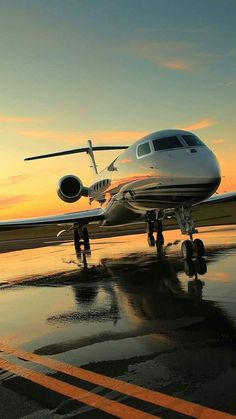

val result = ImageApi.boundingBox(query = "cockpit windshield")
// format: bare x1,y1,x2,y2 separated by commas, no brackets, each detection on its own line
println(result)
182,135,205,146
153,136,183,151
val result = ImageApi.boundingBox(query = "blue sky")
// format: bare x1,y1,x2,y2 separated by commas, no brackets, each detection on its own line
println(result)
0,0,235,217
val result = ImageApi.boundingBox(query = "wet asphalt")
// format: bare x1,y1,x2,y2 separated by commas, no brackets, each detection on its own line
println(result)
0,227,236,418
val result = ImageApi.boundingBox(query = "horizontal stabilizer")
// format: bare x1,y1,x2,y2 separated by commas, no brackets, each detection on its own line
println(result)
25,145,129,161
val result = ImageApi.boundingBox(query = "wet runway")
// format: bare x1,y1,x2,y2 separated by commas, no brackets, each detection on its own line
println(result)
0,227,236,418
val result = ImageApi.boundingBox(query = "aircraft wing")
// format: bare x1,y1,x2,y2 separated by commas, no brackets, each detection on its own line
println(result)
0,208,105,231
164,190,236,229
192,190,236,227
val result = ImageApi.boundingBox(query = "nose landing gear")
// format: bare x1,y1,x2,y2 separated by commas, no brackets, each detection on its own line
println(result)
175,206,205,260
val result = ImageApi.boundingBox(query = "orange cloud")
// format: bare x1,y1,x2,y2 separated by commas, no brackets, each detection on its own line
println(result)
0,195,30,209
180,118,216,131
130,41,192,70
212,138,224,145
0,175,29,187
0,115,40,124
162,61,189,70
129,41,215,71
17,130,148,144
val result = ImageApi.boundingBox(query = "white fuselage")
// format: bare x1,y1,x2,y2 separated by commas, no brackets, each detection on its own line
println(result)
89,130,221,226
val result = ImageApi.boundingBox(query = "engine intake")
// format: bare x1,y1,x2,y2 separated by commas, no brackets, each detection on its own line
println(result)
57,175,87,203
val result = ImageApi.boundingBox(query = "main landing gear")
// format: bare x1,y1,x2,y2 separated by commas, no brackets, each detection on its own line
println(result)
146,210,165,249
73,226,91,269
175,206,205,260
73,226,90,254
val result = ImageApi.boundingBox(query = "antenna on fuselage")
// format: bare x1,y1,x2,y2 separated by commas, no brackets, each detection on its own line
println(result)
87,139,98,174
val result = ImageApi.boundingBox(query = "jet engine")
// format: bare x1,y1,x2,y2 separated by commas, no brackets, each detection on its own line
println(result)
57,175,88,203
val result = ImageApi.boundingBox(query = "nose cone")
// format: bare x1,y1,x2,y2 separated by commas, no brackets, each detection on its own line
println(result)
198,150,221,190
153,147,221,204
197,150,220,178
174,148,221,185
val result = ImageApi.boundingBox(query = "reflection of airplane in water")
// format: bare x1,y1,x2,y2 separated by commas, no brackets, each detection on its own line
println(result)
46,247,235,347
47,275,120,326
0,129,236,259
101,252,236,339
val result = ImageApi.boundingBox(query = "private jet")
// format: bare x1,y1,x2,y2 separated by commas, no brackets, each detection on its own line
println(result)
1,129,235,259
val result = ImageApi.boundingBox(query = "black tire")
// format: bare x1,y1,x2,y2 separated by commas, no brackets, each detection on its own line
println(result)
155,220,163,234
74,229,81,252
156,240,164,257
181,240,193,260
184,260,195,276
156,233,164,245
193,239,205,258
148,234,155,247
146,221,154,235
82,227,90,250
196,257,207,275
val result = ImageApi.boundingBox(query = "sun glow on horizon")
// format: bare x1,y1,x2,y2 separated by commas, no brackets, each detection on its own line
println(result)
0,1,235,219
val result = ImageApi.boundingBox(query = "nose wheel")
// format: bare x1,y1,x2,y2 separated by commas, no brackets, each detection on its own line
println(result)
193,238,205,258
181,239,193,260
181,238,205,260
175,206,205,260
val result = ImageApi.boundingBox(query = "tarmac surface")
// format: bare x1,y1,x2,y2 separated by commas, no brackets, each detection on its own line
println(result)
0,227,236,418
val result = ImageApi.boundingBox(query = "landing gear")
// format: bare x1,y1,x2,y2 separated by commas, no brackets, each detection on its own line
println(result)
181,239,193,260
193,238,205,258
146,220,155,247
181,238,205,260
73,226,91,269
74,229,81,253
73,226,91,254
146,211,164,245
146,210,164,253
184,257,207,304
175,206,205,260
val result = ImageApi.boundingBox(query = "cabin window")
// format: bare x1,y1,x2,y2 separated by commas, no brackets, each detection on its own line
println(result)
137,142,151,157
153,136,183,151
182,135,204,147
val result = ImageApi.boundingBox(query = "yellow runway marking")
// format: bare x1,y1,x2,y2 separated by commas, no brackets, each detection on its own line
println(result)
0,357,158,419
0,343,234,419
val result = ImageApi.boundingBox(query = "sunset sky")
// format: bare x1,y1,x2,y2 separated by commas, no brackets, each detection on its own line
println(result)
0,0,235,219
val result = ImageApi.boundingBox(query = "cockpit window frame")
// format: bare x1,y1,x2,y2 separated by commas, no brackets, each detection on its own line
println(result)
152,135,184,152
136,141,152,159
181,135,205,147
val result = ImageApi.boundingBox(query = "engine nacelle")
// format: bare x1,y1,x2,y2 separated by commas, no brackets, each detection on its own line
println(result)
57,175,87,203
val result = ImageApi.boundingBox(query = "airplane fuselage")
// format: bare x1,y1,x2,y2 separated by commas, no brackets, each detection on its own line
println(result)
91,130,221,226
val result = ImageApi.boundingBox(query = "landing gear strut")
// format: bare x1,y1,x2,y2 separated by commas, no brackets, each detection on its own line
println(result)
73,226,90,254
175,206,205,260
146,220,155,247
146,210,165,248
